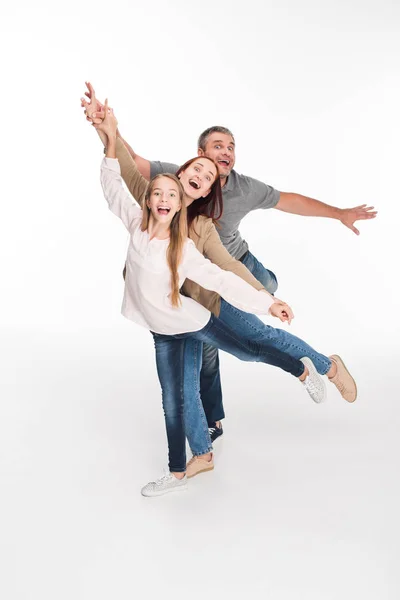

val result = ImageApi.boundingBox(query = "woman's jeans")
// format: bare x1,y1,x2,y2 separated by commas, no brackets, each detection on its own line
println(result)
200,250,279,424
152,309,331,472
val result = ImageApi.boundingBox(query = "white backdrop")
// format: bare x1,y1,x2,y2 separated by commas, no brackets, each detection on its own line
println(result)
1,1,400,599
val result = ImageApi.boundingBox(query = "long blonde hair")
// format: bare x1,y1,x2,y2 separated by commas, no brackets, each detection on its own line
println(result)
141,174,188,308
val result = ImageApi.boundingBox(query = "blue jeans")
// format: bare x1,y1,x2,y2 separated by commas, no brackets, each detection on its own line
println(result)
200,250,278,424
153,313,331,472
153,335,212,473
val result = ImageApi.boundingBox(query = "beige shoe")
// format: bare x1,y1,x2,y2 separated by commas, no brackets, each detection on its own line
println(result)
186,453,214,479
329,355,357,402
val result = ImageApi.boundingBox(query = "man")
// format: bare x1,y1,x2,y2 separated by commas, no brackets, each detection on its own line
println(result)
83,83,377,442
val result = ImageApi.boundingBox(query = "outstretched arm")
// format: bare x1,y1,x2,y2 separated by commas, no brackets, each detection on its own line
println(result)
183,241,293,323
82,81,151,181
275,192,377,235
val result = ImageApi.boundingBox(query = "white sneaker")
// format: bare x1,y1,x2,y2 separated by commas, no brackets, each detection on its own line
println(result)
300,357,326,403
141,472,188,497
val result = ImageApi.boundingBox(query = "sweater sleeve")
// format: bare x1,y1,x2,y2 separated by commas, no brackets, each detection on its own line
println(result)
182,240,274,315
100,157,142,231
116,138,148,208
202,220,265,291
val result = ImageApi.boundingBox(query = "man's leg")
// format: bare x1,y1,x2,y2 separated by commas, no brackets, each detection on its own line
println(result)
200,343,225,427
199,250,278,434
240,250,278,294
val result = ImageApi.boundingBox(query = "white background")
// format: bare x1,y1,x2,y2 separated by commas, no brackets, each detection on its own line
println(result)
1,1,399,599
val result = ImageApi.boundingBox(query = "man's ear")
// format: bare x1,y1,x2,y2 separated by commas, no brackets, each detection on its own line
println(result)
198,148,204,157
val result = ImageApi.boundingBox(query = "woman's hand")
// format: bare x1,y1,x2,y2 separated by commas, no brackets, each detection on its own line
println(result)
94,99,118,141
81,81,104,124
269,300,294,324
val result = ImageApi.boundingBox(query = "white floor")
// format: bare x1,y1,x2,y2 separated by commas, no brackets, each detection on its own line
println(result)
1,326,399,600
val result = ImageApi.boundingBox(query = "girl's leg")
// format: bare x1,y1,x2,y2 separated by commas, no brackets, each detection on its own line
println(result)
182,338,213,458
153,334,187,474
218,299,332,375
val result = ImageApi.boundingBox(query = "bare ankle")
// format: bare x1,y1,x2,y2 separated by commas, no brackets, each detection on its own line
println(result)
171,471,185,480
327,361,337,379
299,366,309,382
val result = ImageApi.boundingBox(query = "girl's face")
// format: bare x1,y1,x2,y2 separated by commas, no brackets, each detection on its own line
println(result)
147,177,182,224
178,158,218,204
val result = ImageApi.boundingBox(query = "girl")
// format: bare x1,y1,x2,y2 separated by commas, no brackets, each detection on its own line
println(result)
86,99,356,497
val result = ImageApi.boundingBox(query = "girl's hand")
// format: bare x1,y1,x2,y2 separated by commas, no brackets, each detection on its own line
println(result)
93,98,118,139
80,81,104,124
269,301,294,324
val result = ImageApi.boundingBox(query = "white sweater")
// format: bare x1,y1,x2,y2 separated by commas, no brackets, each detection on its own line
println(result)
101,158,275,335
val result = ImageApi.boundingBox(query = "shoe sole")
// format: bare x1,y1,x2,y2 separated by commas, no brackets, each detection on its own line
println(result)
301,356,326,403
186,465,214,479
141,485,188,497
330,354,357,402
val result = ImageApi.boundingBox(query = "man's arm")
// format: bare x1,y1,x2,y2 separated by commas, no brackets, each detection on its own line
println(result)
275,192,377,235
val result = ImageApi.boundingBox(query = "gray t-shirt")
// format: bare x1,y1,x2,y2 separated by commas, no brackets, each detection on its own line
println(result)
150,161,280,259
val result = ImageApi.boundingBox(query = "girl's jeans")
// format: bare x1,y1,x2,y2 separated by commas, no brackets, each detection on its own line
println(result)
152,306,331,472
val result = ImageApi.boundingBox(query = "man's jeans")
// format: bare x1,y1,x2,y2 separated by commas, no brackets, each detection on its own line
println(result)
153,313,331,472
200,250,278,425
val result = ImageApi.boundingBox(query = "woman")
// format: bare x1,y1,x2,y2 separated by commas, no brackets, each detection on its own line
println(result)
87,99,356,497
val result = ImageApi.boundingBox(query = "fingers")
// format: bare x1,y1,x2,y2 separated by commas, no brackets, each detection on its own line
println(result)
85,81,95,98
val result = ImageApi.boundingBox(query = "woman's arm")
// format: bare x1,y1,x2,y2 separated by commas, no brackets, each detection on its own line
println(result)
115,138,148,208
202,220,267,293
183,241,276,316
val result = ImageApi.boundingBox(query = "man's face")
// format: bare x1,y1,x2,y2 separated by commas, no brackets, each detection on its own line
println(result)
198,132,236,178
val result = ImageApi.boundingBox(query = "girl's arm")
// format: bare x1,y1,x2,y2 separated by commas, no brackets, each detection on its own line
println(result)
101,157,142,231
202,220,268,293
183,241,276,316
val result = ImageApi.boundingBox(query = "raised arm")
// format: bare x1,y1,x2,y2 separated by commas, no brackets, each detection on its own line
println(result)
183,241,293,322
115,138,149,208
97,101,142,231
82,81,152,180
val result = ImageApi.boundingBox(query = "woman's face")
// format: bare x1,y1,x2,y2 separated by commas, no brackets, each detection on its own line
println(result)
147,177,182,224
179,158,218,205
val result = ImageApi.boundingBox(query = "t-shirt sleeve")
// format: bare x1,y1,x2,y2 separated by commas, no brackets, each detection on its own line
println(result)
150,161,180,178
242,174,280,210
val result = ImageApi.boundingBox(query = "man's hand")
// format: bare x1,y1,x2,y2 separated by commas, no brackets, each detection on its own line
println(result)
81,81,104,124
339,204,377,235
270,301,294,324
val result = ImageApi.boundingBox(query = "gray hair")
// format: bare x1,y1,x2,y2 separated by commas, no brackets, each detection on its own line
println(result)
197,126,235,151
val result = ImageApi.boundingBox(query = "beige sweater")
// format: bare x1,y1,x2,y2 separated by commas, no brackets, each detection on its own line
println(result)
115,138,264,317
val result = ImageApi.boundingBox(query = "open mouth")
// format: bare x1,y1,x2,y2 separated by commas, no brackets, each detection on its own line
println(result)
157,206,171,215
189,179,200,190
217,159,230,168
